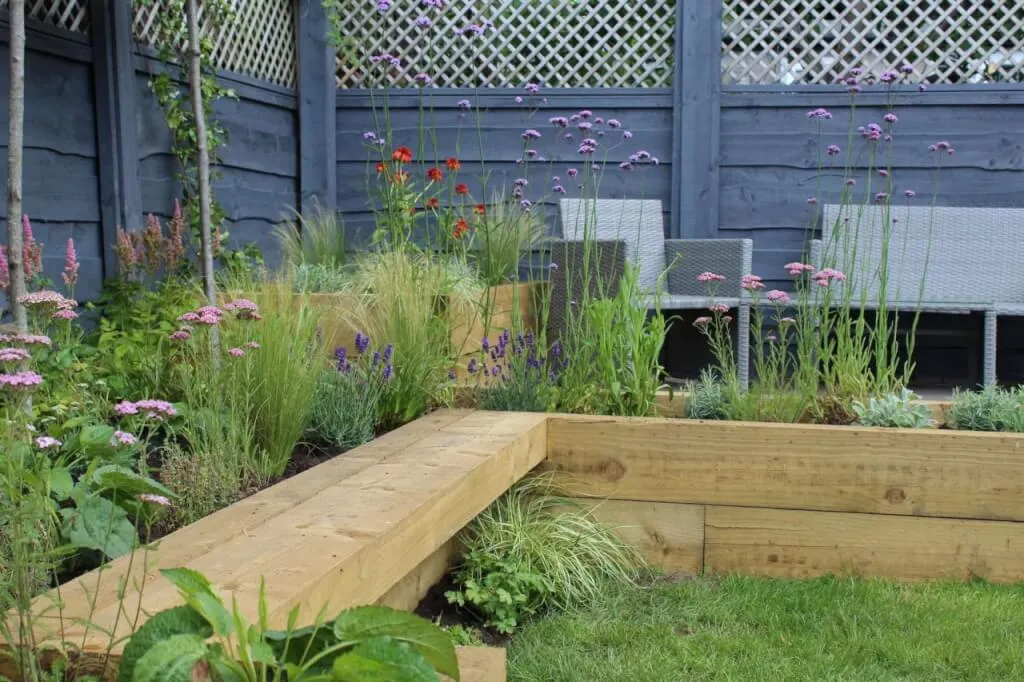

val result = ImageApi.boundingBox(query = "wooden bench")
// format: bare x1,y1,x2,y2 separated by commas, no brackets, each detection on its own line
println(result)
11,409,546,681
811,204,1024,386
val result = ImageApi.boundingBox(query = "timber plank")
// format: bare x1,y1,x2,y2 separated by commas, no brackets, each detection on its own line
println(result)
377,541,456,612
567,500,704,574
30,412,547,652
544,415,1024,521
704,505,1024,582
33,409,473,624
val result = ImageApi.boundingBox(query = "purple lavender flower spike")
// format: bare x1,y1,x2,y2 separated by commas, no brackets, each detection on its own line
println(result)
382,365,394,381
468,358,478,374
482,336,490,351
382,344,394,363
355,332,370,354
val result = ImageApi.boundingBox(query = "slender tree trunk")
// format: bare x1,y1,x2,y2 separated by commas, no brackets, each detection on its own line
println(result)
6,0,27,332
186,0,219,360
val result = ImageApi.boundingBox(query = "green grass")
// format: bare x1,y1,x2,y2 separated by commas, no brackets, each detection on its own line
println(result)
508,574,1024,681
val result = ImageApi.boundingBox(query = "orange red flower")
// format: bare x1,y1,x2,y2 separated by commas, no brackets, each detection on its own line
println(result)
474,204,486,215
453,218,469,238
455,183,470,195
392,146,413,163
426,197,440,210
392,171,409,184
375,162,385,174
427,167,443,182
446,157,461,171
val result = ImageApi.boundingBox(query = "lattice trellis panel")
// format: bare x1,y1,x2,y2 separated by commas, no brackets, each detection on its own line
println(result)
333,0,675,88
133,0,296,87
0,0,90,33
723,0,1024,85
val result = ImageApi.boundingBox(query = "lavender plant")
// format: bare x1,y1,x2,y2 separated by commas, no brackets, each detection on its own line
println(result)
470,329,562,413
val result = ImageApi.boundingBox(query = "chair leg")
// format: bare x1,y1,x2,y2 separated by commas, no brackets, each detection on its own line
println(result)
737,302,751,391
983,311,997,387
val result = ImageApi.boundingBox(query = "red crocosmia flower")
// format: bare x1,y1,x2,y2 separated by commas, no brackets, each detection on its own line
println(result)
392,146,413,163
474,204,486,215
446,157,461,171
427,167,443,182
453,218,469,238
426,197,440,210
455,183,470,195
392,171,409,184
375,162,385,174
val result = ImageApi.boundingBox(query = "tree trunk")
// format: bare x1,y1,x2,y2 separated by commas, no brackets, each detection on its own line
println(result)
186,0,219,360
6,0,27,332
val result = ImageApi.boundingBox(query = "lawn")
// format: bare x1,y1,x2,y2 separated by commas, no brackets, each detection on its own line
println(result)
508,574,1024,681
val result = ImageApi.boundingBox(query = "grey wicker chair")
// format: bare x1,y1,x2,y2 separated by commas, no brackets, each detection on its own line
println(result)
810,204,1024,386
559,199,753,389
546,240,627,345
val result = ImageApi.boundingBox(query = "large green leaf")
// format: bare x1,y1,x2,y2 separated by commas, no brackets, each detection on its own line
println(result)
60,495,138,558
131,633,210,682
78,424,117,458
118,606,213,682
160,568,234,637
92,465,175,502
333,607,458,680
263,623,338,672
330,639,440,682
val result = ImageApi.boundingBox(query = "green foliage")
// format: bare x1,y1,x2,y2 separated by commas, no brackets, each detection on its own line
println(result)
446,475,646,633
275,205,348,268
291,263,351,294
158,441,243,528
852,388,936,428
683,369,729,420
121,569,460,682
472,190,548,287
443,625,485,647
475,332,557,413
58,494,136,559
307,367,383,452
947,386,1024,432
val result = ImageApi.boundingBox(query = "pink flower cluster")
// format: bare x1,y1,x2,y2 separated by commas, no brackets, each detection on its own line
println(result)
741,274,764,291
17,290,77,310
35,436,61,450
179,306,224,326
111,430,138,447
137,493,171,507
224,299,261,320
114,399,177,419
0,347,30,363
812,268,847,287
63,238,79,290
785,262,815,276
766,289,791,304
696,272,726,283
22,215,43,282
0,371,43,390
228,347,246,357
709,303,730,314
168,328,192,342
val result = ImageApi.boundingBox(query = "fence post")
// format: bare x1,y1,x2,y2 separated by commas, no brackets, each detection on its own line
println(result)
90,0,142,278
296,0,337,216
670,0,722,239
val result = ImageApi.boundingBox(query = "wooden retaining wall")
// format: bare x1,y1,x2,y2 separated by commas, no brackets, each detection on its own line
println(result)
544,415,1024,582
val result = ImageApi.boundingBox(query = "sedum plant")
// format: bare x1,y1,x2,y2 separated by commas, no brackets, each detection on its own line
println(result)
852,388,935,428
946,386,1024,432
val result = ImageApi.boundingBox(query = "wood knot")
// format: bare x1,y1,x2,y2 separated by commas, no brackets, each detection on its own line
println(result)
884,487,907,504
598,458,626,482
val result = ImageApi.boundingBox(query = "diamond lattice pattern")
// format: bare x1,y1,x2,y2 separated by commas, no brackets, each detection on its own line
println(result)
334,0,676,89
133,0,296,87
723,0,1024,85
1,0,90,33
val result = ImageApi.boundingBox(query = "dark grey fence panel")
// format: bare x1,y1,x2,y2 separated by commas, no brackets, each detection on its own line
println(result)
135,64,299,266
0,35,104,302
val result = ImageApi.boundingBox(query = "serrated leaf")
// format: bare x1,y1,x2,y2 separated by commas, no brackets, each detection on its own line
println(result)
333,607,458,680
118,606,212,682
60,495,138,558
132,633,209,682
47,467,74,500
331,639,439,682
79,424,116,457
92,465,175,502
160,568,234,637
263,623,338,672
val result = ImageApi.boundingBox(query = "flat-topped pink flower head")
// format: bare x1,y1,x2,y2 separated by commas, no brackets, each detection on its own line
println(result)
766,289,791,304
168,328,191,341
137,493,171,507
112,430,138,447
52,309,78,320
228,347,246,357
35,436,61,450
224,299,260,320
13,334,51,347
0,347,30,363
784,262,815,276
741,274,764,291
17,290,76,310
709,303,730,314
811,268,847,287
115,399,177,419
0,371,43,390
696,272,726,283
693,316,712,328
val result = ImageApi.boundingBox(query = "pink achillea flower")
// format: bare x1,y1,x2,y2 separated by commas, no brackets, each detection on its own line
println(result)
35,436,61,450
225,299,260,320
741,274,764,291
245,341,260,349
112,431,138,447
137,493,171,507
696,272,726,283
168,329,192,341
766,290,791,304
0,371,43,390
18,290,76,310
709,303,730,314
52,309,78,320
693,316,712,327
780,317,797,325
812,268,846,287
0,347,30,363
13,334,51,347
228,347,246,357
115,399,177,419
785,262,815,276
62,239,79,289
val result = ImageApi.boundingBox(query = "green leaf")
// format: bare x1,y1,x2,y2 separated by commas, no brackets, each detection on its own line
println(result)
263,623,338,671
92,465,175,502
131,633,210,682
331,639,440,682
78,424,117,458
118,606,213,682
47,467,75,500
333,607,458,680
60,495,138,558
159,568,234,637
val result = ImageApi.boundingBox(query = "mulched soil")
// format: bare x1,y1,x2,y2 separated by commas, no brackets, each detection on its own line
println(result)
414,571,511,647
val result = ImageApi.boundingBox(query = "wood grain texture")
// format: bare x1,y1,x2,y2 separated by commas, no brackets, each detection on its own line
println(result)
34,411,547,649
569,499,705,574
544,414,1024,521
704,505,1024,583
376,541,456,612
